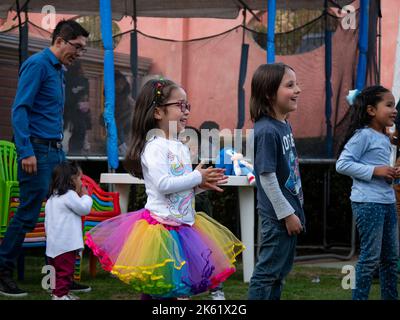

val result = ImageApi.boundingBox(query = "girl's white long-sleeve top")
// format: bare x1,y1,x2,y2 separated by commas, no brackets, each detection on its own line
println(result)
45,190,93,258
141,136,203,226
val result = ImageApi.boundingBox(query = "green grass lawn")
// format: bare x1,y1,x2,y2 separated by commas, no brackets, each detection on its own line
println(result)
0,252,398,300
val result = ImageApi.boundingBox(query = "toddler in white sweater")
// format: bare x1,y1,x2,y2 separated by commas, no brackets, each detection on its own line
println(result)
45,161,92,300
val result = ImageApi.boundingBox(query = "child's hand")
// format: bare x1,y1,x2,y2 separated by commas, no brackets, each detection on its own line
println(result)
395,166,400,179
373,166,397,180
199,176,229,193
284,214,303,236
195,162,226,184
195,162,227,192
76,183,82,196
81,185,89,196
200,181,223,192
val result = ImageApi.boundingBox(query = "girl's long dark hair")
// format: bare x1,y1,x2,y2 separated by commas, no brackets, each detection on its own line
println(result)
250,63,294,122
48,161,81,197
338,85,390,155
124,78,180,178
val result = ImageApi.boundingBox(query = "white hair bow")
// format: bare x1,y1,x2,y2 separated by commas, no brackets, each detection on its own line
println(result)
346,89,360,106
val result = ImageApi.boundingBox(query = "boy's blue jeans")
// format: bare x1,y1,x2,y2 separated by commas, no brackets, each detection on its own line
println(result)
0,142,65,273
351,202,399,300
248,211,297,300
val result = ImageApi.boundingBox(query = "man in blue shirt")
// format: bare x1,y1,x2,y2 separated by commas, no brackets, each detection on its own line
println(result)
0,20,89,297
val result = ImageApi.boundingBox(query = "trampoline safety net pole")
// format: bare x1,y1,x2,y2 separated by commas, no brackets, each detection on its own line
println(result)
100,0,119,170
267,0,276,64
355,0,370,91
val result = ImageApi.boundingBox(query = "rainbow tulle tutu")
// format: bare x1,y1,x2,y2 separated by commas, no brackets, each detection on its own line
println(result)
85,209,245,297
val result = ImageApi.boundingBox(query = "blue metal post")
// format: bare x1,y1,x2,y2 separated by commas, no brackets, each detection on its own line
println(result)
325,0,333,157
100,0,118,169
267,0,276,63
355,0,370,90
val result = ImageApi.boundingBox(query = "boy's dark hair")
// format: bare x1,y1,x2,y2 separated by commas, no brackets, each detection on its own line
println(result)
184,125,201,162
52,20,89,45
199,121,220,131
124,78,180,178
184,126,201,145
338,85,391,155
250,63,294,122
48,161,82,197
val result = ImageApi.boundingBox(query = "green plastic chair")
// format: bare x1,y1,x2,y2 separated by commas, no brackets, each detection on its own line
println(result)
0,140,18,237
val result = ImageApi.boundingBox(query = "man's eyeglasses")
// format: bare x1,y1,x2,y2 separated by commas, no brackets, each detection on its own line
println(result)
63,39,87,54
160,101,191,112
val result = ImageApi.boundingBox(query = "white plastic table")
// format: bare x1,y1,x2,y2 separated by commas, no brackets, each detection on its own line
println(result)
100,173,255,282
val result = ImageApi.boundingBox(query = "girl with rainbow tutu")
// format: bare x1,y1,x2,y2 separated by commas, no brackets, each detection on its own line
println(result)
85,79,245,299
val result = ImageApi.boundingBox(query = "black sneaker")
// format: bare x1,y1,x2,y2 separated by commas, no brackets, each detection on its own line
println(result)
0,272,28,298
70,281,91,293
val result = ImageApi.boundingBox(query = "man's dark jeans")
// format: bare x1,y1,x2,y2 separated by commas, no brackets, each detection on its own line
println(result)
248,211,297,300
0,142,65,272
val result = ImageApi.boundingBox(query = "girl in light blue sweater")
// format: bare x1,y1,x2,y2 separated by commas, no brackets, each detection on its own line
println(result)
336,85,399,300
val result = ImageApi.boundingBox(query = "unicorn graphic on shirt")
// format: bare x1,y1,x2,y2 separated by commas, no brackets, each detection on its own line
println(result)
166,151,195,218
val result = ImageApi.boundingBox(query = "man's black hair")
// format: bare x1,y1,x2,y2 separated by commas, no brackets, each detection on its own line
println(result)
52,20,89,45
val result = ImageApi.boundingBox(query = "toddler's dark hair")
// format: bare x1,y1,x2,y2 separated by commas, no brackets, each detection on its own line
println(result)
48,161,82,197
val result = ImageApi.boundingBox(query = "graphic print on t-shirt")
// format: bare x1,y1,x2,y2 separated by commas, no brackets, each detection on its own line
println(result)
281,132,303,203
166,151,195,218
285,150,302,196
